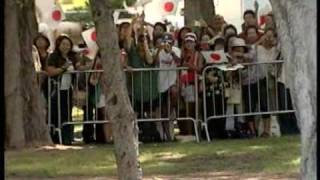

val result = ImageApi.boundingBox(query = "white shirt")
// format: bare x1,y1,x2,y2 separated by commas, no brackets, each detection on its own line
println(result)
241,45,259,85
158,46,181,93
60,59,74,90
256,45,280,79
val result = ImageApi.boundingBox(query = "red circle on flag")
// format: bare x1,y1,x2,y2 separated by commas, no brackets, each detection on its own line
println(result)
164,2,174,12
210,53,221,61
83,49,90,55
52,10,61,21
260,15,266,25
91,31,97,41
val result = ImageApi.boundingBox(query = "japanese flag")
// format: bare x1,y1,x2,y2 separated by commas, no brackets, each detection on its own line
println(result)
35,0,65,29
159,0,179,16
81,28,99,60
258,4,272,26
201,50,228,64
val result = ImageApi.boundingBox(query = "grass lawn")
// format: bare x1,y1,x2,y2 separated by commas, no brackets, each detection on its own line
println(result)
5,135,300,179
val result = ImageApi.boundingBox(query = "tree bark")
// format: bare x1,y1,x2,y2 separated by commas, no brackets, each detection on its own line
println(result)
269,0,316,179
5,0,52,149
199,0,215,26
89,1,142,179
184,0,215,27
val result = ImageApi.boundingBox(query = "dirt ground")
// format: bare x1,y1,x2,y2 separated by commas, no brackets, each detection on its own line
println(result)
7,172,299,180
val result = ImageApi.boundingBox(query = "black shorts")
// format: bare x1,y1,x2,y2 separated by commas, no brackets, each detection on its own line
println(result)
242,78,270,121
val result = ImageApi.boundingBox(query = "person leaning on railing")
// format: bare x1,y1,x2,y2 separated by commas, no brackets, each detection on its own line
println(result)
241,26,270,138
255,28,281,137
46,34,80,145
179,32,204,136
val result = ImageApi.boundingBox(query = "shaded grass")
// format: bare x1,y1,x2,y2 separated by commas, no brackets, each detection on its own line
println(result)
5,135,300,178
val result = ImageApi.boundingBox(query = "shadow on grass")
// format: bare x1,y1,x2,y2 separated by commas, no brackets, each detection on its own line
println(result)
140,136,300,176
5,135,300,178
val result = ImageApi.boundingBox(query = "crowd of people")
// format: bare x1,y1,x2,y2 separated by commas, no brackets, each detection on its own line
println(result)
33,9,299,145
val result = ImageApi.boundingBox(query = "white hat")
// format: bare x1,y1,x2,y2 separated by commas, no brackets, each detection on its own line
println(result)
184,32,197,42
230,38,249,51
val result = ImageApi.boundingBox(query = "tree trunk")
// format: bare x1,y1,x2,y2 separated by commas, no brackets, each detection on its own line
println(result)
89,1,142,180
184,0,215,27
199,0,215,26
269,0,316,179
5,0,52,149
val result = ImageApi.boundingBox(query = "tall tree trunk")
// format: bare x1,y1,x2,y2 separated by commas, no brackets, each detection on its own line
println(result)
269,0,316,179
199,0,215,26
89,1,142,180
184,0,215,27
5,0,52,149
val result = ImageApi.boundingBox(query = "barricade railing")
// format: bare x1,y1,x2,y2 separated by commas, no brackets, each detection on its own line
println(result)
44,67,201,144
124,67,201,142
201,60,296,142
46,69,109,144
41,61,295,144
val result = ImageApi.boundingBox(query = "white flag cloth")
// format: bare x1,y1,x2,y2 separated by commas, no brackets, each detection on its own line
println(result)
159,0,179,16
81,28,99,60
201,50,228,64
35,0,65,29
215,64,244,71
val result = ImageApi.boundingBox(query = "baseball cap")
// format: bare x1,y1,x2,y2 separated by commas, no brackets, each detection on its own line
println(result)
162,33,174,43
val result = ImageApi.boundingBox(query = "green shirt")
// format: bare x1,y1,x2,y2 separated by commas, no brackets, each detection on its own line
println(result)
127,45,158,103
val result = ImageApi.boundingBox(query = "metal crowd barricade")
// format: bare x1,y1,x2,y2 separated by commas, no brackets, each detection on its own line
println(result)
46,69,110,144
125,67,201,142
201,60,296,142
45,67,202,144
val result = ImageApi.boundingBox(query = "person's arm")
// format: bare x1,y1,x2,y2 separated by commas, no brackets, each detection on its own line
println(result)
196,53,204,72
46,54,69,77
171,50,181,64
143,38,154,65
153,48,162,65
46,65,68,77
75,54,93,71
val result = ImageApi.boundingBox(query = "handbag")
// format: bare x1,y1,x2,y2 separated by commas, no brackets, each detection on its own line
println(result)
73,87,87,108
226,88,241,104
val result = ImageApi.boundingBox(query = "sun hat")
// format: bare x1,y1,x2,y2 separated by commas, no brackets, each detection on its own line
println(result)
230,38,249,52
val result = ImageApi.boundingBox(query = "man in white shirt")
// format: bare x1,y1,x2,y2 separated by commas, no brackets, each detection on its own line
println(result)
155,33,181,141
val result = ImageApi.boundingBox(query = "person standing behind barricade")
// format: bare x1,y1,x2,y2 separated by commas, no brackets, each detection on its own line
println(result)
33,33,51,127
33,33,52,99
153,22,167,40
87,52,112,143
222,24,238,39
125,28,161,142
155,33,181,141
224,38,247,138
177,27,192,49
201,48,228,139
179,32,204,135
208,15,226,39
223,35,244,137
241,26,269,138
239,10,263,40
46,34,78,145
256,28,280,137
33,33,51,71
